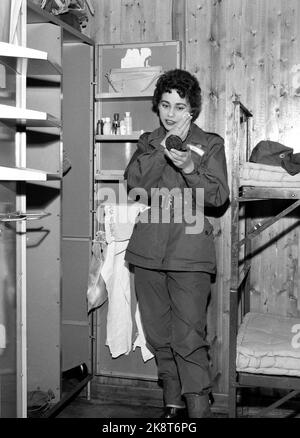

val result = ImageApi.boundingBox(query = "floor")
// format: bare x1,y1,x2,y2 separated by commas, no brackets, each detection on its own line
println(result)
27,375,300,419
56,397,165,418
55,395,300,419
53,383,300,419
57,398,300,419
54,378,228,419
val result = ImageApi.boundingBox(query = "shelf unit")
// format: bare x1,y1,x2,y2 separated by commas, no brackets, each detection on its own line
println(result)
26,0,95,419
0,0,65,418
93,41,180,381
95,41,180,182
0,0,94,418
228,101,300,417
27,1,93,45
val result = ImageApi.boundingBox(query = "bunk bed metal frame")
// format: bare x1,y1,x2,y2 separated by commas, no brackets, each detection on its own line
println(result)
228,100,300,418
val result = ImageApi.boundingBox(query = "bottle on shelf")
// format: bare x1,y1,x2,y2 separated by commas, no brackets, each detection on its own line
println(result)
124,111,132,135
120,119,127,135
112,113,120,135
96,118,104,135
103,117,112,135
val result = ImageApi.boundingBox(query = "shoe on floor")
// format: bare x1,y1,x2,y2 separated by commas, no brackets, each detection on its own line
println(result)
161,406,187,418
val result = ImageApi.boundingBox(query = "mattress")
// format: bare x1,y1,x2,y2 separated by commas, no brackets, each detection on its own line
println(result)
236,312,300,376
240,162,300,187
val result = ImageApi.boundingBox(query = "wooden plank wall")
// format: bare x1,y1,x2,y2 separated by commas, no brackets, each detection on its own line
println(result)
237,0,300,324
92,0,300,396
223,0,300,318
91,0,173,43
185,0,228,396
185,0,300,395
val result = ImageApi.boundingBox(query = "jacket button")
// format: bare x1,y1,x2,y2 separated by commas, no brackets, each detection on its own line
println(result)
205,230,209,235
279,153,285,158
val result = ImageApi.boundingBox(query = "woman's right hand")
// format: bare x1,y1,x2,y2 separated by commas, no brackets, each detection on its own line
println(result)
160,112,192,149
166,111,192,142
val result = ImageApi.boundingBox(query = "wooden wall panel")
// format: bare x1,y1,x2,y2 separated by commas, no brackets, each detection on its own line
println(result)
279,0,300,151
236,0,300,321
185,0,226,133
92,0,300,396
92,0,172,44
232,0,300,150
185,0,229,395
184,0,300,395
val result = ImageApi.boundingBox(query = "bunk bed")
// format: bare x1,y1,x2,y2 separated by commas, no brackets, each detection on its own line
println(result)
229,100,300,418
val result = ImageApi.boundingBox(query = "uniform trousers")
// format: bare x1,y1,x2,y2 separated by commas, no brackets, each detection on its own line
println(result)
134,266,212,407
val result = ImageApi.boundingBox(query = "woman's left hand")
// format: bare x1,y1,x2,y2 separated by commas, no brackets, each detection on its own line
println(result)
164,145,195,174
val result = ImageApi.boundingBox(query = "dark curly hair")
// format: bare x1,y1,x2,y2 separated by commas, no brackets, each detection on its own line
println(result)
152,69,201,122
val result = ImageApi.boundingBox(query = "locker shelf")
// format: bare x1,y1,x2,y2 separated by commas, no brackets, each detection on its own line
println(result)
95,132,142,141
27,1,95,45
0,41,51,60
95,92,153,100
0,41,62,75
0,165,60,181
0,104,61,127
28,58,62,76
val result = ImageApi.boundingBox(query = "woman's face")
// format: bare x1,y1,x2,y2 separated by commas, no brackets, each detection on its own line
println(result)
158,89,191,131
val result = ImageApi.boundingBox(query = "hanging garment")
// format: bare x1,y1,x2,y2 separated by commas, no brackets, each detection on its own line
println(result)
92,203,153,361
62,150,72,176
133,303,154,362
86,231,107,313
101,236,131,357
41,0,89,30
41,0,85,15
0,228,9,355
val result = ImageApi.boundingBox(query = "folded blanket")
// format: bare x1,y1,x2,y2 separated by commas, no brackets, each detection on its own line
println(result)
236,312,300,376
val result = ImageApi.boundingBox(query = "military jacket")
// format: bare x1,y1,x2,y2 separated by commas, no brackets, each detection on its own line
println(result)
124,123,229,272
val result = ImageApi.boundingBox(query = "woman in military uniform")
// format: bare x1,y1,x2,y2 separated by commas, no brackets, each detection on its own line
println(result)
124,69,229,418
